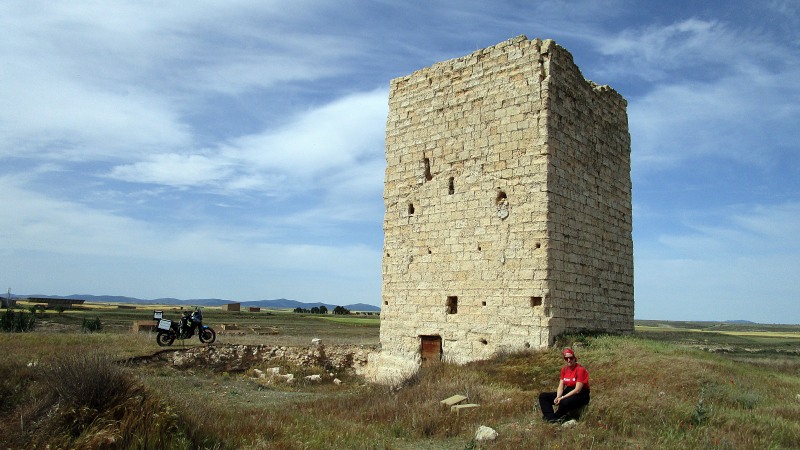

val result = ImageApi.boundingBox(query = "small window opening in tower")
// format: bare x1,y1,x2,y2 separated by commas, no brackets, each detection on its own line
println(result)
408,203,415,215
384,300,389,306
481,301,487,306
535,242,541,249
479,338,488,345
446,296,458,314
427,248,432,254
496,191,507,205
495,190,509,219
423,157,433,181
448,177,455,194
531,296,543,307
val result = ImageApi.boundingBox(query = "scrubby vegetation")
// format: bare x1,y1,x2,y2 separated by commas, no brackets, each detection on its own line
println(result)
1,304,798,449
81,316,103,333
1,351,206,449
1,308,36,332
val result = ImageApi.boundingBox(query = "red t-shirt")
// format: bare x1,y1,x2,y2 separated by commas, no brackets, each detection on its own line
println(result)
560,364,590,389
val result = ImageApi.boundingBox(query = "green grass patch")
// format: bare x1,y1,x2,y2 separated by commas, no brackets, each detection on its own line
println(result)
319,316,380,326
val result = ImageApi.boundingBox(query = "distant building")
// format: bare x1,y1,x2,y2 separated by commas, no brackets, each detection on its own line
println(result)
221,303,241,312
28,297,85,310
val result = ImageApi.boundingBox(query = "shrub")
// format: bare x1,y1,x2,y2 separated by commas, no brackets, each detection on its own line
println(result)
0,362,34,413
13,351,200,449
81,316,103,333
43,351,133,415
0,309,36,332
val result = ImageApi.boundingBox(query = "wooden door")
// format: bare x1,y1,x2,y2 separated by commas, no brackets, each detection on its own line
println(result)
420,335,442,364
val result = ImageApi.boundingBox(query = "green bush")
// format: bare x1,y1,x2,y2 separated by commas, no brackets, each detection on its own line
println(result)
81,316,103,333
0,309,36,332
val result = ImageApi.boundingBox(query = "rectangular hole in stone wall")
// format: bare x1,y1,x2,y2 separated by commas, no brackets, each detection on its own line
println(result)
482,301,487,306
420,335,442,364
530,296,542,307
446,296,458,314
423,157,433,181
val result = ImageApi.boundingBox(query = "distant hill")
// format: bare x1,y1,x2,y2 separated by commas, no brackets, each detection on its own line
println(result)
12,294,380,312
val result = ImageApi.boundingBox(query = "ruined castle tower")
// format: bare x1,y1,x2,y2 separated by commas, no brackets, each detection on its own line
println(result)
373,36,633,381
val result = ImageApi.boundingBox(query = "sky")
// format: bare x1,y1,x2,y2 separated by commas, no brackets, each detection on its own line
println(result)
1,1,798,323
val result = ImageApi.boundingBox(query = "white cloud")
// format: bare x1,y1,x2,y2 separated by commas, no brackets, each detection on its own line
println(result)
593,16,800,170
635,202,800,321
0,1,367,162
109,153,233,187
600,19,725,79
221,88,388,177
629,62,800,170
0,73,192,160
106,89,388,195
646,202,800,257
0,174,380,279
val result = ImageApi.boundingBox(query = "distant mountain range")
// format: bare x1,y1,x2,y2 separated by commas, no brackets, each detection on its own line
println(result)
11,294,381,312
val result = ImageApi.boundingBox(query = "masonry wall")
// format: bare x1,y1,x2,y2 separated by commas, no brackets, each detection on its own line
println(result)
377,36,632,376
543,46,634,335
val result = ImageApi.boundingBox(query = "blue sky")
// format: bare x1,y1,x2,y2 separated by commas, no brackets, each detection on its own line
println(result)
1,1,798,323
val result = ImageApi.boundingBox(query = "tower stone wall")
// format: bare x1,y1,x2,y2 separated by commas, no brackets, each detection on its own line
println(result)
371,36,633,382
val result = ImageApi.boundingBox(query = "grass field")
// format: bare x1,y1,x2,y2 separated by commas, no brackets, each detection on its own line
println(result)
2,302,799,449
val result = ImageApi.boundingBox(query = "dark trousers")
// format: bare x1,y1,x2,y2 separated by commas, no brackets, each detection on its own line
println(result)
538,386,590,422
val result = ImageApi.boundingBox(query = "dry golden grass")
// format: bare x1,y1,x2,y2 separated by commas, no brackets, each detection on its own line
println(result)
1,310,799,449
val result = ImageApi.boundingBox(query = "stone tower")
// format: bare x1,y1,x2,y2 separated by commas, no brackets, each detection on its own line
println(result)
372,36,633,382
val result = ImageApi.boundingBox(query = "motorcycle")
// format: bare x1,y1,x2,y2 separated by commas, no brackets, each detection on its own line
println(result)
154,307,216,346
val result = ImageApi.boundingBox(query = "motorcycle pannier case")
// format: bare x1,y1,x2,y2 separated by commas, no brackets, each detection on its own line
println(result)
157,319,172,331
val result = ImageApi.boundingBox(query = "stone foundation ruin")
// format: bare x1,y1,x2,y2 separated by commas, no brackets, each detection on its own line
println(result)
368,36,633,383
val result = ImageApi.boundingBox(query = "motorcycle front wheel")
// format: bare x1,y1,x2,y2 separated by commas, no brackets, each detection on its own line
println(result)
156,331,175,347
199,327,216,344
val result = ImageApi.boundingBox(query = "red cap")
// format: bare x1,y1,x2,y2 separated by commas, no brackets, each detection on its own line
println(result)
562,348,576,358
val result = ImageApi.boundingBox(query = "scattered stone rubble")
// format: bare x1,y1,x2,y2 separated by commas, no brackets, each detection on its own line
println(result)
130,343,376,377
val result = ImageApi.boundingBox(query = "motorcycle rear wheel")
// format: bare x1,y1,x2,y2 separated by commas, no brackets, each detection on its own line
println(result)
156,331,175,347
199,327,216,344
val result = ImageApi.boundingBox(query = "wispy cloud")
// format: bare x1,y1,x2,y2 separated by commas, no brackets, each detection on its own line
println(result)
635,202,800,321
108,153,233,187
600,19,731,80
106,88,388,195
629,74,800,170
601,18,800,170
0,174,380,272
